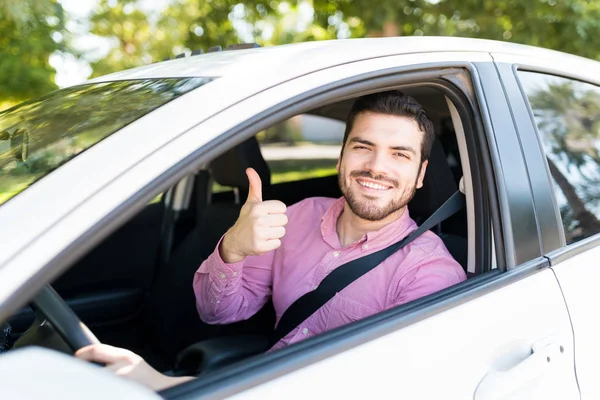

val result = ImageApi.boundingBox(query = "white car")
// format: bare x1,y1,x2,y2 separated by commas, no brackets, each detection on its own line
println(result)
1,36,599,400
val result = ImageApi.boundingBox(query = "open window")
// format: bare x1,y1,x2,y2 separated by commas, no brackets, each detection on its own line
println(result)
2,69,496,394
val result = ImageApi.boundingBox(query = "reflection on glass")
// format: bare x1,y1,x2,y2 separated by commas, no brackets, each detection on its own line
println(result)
520,71,600,244
0,78,212,206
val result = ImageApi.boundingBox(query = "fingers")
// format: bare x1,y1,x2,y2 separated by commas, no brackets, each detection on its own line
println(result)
245,168,263,203
266,226,286,240
75,344,137,364
265,213,288,227
253,200,287,215
263,239,282,252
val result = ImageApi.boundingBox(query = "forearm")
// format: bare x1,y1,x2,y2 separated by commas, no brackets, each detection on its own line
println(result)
193,237,274,324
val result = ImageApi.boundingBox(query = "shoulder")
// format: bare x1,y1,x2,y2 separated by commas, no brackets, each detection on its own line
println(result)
388,233,466,305
400,231,466,286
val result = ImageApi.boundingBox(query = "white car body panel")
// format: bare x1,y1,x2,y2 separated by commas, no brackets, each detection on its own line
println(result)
89,37,586,83
490,52,600,88
551,243,600,400
229,270,577,400
1,347,160,399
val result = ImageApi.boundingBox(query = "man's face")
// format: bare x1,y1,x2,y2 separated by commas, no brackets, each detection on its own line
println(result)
337,111,428,222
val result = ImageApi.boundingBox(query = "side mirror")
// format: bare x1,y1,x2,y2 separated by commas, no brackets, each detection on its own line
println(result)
0,127,29,169
9,128,29,162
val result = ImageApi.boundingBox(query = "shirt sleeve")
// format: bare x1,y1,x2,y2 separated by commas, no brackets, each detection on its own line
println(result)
193,235,276,324
390,252,466,308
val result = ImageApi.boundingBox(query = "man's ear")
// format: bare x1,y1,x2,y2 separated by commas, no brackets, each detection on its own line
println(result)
416,159,428,189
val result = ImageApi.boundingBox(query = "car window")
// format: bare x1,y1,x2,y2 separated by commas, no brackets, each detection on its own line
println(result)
519,71,600,244
211,114,344,194
0,77,212,207
258,114,344,184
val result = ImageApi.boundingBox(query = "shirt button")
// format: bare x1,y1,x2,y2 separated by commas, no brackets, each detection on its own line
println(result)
302,328,309,335
219,273,226,279
233,271,238,277
362,244,369,250
333,251,340,257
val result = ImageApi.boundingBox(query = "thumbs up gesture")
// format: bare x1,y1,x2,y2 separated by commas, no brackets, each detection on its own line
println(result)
219,168,288,263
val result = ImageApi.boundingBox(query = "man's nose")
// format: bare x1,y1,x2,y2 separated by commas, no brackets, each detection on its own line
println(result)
364,151,389,176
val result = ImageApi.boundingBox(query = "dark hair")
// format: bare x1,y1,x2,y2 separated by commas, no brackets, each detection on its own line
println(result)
342,90,435,163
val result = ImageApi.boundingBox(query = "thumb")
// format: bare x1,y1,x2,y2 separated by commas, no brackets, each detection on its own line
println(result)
246,167,263,203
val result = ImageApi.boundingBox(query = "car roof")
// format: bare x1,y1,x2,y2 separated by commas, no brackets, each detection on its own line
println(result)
88,36,592,84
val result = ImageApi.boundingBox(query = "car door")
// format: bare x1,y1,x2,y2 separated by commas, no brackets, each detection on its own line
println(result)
159,55,578,399
499,53,600,400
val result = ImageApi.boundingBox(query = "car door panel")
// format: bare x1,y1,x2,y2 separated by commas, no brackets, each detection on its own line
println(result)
500,59,600,399
226,267,578,400
550,244,600,399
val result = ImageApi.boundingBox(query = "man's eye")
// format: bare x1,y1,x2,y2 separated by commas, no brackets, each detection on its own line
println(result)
394,152,408,158
354,146,369,150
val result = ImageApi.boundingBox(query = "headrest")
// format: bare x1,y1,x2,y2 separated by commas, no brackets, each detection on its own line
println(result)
408,138,458,221
209,136,271,191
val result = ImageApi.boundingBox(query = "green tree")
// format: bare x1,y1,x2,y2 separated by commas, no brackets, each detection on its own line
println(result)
88,0,156,76
0,0,67,102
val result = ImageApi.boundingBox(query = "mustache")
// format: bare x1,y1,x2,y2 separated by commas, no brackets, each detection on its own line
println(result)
349,170,398,188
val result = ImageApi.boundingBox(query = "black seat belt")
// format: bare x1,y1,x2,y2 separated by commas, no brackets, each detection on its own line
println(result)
271,190,466,346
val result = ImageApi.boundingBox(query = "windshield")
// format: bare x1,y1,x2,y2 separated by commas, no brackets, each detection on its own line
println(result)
0,77,211,206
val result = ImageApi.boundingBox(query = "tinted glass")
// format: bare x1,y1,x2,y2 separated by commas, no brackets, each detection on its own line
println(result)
519,71,600,244
0,78,211,206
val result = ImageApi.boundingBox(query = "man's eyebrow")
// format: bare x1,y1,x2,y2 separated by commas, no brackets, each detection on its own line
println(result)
349,137,375,146
390,145,417,154
350,137,417,154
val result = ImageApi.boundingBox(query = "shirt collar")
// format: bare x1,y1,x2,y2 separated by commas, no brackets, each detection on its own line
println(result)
320,197,416,249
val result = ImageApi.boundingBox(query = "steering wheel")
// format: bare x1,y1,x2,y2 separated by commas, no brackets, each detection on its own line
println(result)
31,285,100,352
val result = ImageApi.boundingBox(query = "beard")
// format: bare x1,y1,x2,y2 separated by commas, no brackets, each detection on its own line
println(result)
338,167,419,222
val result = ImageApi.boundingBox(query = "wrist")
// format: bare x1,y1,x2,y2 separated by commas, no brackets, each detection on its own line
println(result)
219,233,246,264
153,375,195,391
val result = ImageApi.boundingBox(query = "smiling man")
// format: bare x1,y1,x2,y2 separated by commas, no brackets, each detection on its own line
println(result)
193,90,467,350
76,90,467,389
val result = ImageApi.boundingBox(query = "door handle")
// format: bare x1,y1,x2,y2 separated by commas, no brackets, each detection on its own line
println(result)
474,338,563,400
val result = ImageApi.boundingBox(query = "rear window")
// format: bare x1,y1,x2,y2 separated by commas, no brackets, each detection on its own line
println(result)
0,78,211,206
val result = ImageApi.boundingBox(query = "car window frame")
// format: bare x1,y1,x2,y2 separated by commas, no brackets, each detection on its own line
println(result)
161,65,518,398
498,57,600,264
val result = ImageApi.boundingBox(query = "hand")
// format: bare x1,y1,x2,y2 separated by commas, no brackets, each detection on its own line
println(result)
75,344,194,391
220,167,288,263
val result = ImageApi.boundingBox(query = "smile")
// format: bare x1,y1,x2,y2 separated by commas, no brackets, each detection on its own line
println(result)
356,179,392,190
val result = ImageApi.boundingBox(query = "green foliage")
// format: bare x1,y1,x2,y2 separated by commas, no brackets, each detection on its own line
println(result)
2,0,600,102
0,0,65,101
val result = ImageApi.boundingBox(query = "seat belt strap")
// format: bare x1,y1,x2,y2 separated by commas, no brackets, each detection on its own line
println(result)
271,190,465,345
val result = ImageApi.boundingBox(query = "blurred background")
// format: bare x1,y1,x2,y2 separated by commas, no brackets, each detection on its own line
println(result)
1,0,600,111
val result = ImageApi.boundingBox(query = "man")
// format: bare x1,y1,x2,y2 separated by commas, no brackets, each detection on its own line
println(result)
76,90,467,389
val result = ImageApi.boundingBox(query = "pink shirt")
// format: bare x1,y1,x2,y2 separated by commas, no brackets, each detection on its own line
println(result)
193,197,466,350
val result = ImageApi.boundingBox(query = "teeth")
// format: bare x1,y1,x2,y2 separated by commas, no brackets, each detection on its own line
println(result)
358,180,388,190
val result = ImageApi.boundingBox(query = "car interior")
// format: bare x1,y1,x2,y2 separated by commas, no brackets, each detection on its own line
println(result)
5,85,478,375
